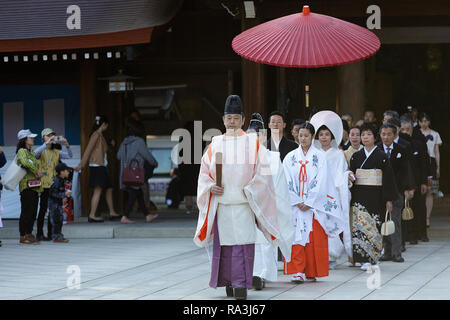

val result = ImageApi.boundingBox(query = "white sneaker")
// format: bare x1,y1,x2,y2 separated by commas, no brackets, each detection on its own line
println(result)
360,262,371,271
329,261,337,270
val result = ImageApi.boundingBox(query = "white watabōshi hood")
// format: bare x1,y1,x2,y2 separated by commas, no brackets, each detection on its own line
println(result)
310,110,343,150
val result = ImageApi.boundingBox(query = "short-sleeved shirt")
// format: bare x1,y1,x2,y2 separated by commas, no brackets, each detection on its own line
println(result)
421,129,442,158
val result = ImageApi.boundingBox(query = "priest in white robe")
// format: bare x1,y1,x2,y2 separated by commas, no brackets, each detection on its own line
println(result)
194,95,291,300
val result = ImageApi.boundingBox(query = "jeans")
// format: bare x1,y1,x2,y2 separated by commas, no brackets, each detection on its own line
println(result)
36,188,52,238
49,207,64,240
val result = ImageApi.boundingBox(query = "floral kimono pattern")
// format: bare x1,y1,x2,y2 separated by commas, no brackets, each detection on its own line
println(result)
282,145,344,247
351,203,383,263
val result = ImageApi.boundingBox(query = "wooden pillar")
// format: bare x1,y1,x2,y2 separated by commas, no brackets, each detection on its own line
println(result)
79,61,97,216
337,60,365,122
241,17,265,127
277,68,288,115
115,92,125,213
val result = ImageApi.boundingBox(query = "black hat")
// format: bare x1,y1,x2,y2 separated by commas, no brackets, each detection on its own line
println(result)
55,162,71,174
249,113,264,132
224,95,244,115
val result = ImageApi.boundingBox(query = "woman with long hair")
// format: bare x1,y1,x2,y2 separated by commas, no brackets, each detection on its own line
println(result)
74,115,119,222
419,113,442,228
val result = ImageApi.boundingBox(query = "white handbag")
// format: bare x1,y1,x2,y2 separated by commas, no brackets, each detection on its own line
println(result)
1,156,27,191
381,210,395,236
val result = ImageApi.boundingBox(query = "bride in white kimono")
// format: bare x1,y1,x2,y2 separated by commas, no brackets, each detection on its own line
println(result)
310,111,353,269
283,122,342,282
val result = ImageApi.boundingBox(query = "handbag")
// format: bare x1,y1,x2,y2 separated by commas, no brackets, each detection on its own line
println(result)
402,199,414,221
122,145,145,187
27,180,41,188
1,155,27,191
381,210,395,236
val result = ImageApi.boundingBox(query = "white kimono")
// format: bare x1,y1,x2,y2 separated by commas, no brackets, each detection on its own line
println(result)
253,149,294,281
309,110,353,260
282,145,343,247
194,132,292,262
320,147,353,259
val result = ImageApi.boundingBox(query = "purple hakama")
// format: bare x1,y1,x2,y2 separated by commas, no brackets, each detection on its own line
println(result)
209,216,255,289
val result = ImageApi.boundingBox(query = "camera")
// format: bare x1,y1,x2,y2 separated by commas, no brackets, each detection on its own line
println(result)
51,136,63,150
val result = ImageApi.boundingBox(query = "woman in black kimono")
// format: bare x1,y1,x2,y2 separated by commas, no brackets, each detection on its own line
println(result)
349,123,397,270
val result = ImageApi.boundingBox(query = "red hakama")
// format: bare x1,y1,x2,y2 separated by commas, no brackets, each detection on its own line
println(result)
284,217,329,278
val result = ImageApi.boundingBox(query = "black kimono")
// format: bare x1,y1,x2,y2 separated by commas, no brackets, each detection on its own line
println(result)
349,147,397,264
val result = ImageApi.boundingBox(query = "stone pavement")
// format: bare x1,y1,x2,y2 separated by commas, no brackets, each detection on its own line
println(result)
0,234,449,300
0,214,198,239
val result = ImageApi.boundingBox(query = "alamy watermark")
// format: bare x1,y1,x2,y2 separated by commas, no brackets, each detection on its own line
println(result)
66,265,81,289
366,265,381,290
366,5,381,30
66,5,81,30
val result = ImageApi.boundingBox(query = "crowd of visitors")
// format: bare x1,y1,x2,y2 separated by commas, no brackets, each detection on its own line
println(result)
0,108,163,245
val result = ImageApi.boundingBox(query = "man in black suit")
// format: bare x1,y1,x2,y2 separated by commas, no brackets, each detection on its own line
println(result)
385,117,416,250
378,123,415,263
267,111,298,162
400,116,430,243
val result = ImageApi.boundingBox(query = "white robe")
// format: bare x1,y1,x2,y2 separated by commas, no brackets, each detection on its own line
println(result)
282,145,343,247
253,150,294,281
194,132,293,262
320,147,353,259
309,110,353,260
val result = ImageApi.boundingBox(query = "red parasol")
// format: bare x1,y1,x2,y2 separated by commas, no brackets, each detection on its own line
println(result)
232,5,381,114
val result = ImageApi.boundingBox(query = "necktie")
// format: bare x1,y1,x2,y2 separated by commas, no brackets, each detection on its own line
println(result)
386,147,391,158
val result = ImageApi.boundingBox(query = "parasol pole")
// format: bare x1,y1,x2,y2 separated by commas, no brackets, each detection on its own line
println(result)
305,69,310,120
303,6,311,121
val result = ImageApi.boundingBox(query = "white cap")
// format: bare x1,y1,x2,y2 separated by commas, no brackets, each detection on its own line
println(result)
17,129,38,140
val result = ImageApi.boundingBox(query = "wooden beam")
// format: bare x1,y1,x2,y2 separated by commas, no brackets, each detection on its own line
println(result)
259,0,450,19
375,27,450,44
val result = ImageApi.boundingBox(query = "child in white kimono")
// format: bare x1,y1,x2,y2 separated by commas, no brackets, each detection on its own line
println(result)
283,122,343,282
